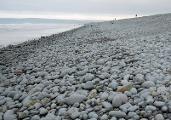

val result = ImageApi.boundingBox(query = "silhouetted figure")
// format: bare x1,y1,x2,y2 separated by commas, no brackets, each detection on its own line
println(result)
135,14,138,18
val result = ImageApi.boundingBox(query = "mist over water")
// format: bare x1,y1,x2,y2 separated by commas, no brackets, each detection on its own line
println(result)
0,18,85,47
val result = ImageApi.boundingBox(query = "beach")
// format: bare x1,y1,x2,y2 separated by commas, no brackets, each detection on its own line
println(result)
0,13,171,120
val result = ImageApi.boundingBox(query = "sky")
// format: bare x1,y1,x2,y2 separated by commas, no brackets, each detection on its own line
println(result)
0,0,171,20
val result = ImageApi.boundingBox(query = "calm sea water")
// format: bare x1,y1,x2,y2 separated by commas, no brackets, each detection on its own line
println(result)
0,23,82,47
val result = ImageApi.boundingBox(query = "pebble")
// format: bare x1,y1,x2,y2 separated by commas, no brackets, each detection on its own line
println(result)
0,112,3,120
34,102,42,109
109,110,126,118
161,106,168,112
130,88,137,94
157,86,167,95
99,72,110,79
142,81,155,88
0,99,6,105
17,112,28,119
110,117,117,120
100,92,109,100
97,58,106,65
67,107,80,119
64,93,86,105
102,101,113,110
58,108,67,116
39,107,48,115
83,81,94,90
101,114,108,120
155,114,164,120
109,81,118,90
117,84,132,93
4,110,17,120
112,93,128,107
88,89,97,99
128,105,139,112
51,103,57,109
41,113,61,120
154,101,165,107
31,115,40,120
119,102,132,113
88,112,98,118
145,105,157,111
146,96,154,104
128,112,139,119
83,73,95,82
135,74,144,82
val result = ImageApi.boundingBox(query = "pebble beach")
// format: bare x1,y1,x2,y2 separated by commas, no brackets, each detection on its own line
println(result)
0,13,171,120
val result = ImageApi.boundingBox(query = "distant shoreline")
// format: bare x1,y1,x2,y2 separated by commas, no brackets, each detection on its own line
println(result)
0,23,83,47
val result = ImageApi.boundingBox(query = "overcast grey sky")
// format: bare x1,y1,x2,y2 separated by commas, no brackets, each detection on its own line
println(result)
0,0,171,20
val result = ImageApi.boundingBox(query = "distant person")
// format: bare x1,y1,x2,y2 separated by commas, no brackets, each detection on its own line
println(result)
135,14,138,18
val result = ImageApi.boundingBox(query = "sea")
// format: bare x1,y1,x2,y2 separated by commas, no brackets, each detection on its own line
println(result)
0,18,90,47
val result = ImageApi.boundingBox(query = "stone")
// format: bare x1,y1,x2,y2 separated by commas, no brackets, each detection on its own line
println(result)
110,117,117,120
154,101,165,107
60,67,75,77
41,113,61,120
51,103,57,109
39,107,48,115
31,115,40,120
67,107,80,119
146,96,154,104
100,92,109,100
109,111,126,118
7,91,17,98
112,94,128,107
80,112,88,120
83,73,95,82
88,89,97,99
157,86,167,95
34,102,42,109
14,69,25,76
22,96,33,107
135,74,144,82
64,93,86,105
128,106,139,112
161,106,168,112
130,88,137,94
109,81,118,90
97,58,106,65
128,112,139,119
0,99,6,106
0,112,3,120
88,112,98,118
4,110,17,120
14,93,22,100
155,114,164,120
56,94,65,104
102,102,113,110
83,81,94,90
145,105,157,111
99,72,110,79
101,114,108,120
17,112,28,119
119,102,132,113
30,84,44,94
58,108,67,116
123,74,130,81
117,84,132,93
142,81,155,88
